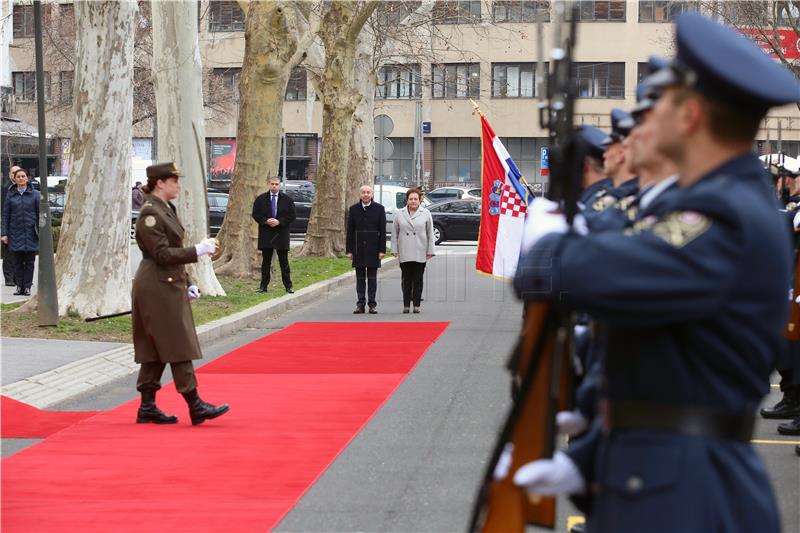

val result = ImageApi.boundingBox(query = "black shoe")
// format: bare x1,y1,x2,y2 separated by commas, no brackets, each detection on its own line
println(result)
353,305,365,314
403,307,410,314
569,522,586,533
256,287,268,293
760,392,800,419
413,307,420,314
286,287,294,294
12,287,22,295
22,288,30,296
368,306,378,314
136,390,178,424
182,389,230,426
778,416,800,435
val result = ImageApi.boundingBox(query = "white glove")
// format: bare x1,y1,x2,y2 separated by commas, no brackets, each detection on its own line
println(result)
556,410,588,437
188,285,201,301
195,238,217,257
793,210,800,230
521,198,568,253
795,293,800,305
513,451,586,496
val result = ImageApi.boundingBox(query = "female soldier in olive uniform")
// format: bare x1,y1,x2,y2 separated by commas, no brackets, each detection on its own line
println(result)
133,162,229,426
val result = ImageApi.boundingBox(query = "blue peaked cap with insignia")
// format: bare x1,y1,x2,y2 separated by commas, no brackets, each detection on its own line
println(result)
601,108,634,146
578,125,608,159
632,56,669,115
647,12,800,114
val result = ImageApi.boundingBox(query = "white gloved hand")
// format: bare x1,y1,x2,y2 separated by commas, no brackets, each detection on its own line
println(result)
513,451,586,496
556,410,588,437
795,293,800,305
793,210,800,230
195,237,217,257
188,285,201,301
521,198,569,253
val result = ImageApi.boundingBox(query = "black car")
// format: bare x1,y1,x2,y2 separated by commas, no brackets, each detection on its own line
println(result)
283,183,315,233
207,192,227,236
428,199,481,244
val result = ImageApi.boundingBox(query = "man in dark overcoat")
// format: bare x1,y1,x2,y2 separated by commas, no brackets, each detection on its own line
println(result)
251,176,296,293
346,184,386,314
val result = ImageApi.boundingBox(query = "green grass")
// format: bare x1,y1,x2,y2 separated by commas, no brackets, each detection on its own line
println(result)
1,255,354,343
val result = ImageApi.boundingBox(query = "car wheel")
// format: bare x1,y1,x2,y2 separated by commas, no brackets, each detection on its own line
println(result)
433,224,444,245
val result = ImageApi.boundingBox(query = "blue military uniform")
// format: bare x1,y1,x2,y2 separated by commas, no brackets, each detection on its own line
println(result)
585,110,638,219
515,12,800,532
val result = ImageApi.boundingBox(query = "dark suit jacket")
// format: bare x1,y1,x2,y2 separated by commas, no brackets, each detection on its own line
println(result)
346,202,386,268
252,191,296,250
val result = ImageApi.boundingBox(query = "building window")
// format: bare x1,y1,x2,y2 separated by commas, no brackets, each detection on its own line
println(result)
13,5,34,37
211,67,241,98
376,138,415,184
209,0,245,32
285,67,307,101
59,71,74,105
13,72,50,102
432,63,480,99
498,138,549,182
568,0,626,21
763,140,800,159
493,1,550,22
571,62,624,98
432,0,481,24
59,3,74,32
638,1,697,22
376,65,421,99
375,1,422,25
433,137,481,183
778,2,799,26
492,63,545,98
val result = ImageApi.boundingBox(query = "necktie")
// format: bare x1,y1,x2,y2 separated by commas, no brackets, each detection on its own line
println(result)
271,194,277,218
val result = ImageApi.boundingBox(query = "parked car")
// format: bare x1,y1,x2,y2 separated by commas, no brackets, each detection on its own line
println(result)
207,192,227,236
426,186,481,205
428,199,481,244
283,180,315,233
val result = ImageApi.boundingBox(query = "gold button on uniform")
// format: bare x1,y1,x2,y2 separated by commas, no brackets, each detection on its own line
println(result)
167,277,173,282
626,476,643,493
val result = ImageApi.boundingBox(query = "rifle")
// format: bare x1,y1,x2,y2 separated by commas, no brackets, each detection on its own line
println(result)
469,2,585,531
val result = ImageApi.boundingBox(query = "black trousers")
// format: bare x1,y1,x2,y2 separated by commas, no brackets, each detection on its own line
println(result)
137,361,198,394
11,250,35,289
1,242,15,284
400,261,426,307
355,266,378,307
260,248,292,290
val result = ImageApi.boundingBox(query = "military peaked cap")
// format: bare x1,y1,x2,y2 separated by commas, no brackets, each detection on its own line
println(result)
578,125,609,160
146,162,182,179
601,109,635,146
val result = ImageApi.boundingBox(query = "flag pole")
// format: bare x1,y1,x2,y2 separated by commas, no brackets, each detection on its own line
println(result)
469,98,483,116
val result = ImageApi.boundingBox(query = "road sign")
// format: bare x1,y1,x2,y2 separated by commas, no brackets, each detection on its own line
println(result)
374,137,394,161
374,114,394,138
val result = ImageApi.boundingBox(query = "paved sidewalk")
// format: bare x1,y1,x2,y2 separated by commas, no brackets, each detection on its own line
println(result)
1,256,398,408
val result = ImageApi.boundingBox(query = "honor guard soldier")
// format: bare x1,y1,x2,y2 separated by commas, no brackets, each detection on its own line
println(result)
577,125,612,210
584,109,637,218
513,12,800,532
132,162,230,426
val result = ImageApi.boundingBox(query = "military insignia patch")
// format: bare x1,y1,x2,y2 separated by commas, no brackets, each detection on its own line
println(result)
786,202,797,211
592,194,617,212
650,211,711,248
144,215,157,227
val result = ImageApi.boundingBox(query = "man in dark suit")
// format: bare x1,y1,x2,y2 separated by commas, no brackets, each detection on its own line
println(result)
252,176,296,293
346,185,386,314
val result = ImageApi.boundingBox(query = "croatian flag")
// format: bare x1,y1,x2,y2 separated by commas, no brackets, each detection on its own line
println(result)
476,115,533,280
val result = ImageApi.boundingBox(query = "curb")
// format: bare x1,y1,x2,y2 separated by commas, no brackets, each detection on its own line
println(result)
2,257,398,409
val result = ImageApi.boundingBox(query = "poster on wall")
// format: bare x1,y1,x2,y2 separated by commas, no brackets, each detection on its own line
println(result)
209,139,237,184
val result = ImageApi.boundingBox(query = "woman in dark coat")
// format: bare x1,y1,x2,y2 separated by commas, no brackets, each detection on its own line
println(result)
346,184,386,313
132,162,229,426
0,169,39,296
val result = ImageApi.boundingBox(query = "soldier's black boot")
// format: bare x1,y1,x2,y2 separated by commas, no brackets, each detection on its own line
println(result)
760,388,800,419
777,415,800,435
182,389,230,426
136,390,178,424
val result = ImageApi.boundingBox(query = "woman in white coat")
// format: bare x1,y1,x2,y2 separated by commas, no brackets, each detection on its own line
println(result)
392,188,435,313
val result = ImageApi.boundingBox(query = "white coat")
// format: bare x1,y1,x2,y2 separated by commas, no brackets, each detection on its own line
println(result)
392,206,436,263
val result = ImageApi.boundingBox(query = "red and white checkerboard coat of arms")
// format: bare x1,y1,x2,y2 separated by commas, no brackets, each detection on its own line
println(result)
499,183,526,218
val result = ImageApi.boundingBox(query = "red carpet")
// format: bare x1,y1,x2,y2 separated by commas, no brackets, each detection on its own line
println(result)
1,322,448,532
1,395,99,438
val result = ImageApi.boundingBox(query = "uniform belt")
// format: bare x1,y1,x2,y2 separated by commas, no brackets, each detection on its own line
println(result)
604,400,755,442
